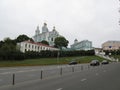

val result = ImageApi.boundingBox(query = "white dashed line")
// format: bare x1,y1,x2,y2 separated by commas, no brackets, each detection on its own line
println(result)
103,70,106,72
0,79,2,82
56,88,63,90
95,73,99,76
0,72,11,75
81,78,87,82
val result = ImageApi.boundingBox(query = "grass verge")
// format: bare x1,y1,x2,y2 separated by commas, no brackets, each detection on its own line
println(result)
0,55,106,67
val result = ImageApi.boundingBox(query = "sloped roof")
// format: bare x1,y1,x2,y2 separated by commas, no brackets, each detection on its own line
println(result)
23,40,56,48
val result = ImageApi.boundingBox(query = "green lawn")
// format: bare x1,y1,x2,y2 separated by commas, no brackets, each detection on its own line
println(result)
0,55,106,67
111,55,120,60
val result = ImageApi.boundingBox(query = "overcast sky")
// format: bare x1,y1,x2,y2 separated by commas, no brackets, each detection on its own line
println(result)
0,0,119,48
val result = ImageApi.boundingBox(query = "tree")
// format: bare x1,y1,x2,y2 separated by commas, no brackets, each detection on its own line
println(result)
0,37,16,52
54,36,69,49
15,34,33,43
4,37,16,45
40,40,49,45
0,41,4,48
0,37,25,60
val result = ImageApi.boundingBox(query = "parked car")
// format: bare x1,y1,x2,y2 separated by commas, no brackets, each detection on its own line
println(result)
101,60,109,65
69,61,77,65
90,60,100,66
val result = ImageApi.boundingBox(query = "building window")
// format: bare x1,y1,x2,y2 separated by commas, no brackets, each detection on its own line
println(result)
32,45,33,49
43,47,45,50
109,46,112,48
25,44,27,48
51,38,53,41
40,46,42,50
29,44,30,48
41,46,43,50
25,49,27,52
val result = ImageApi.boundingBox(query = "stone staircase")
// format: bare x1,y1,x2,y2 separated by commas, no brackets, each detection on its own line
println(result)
96,54,118,62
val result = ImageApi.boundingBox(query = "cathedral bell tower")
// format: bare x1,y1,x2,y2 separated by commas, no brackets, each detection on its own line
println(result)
53,26,56,31
35,25,40,35
42,23,49,33
74,39,78,44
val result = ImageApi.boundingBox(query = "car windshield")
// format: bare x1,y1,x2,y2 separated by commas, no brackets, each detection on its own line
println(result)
103,60,107,62
91,60,98,62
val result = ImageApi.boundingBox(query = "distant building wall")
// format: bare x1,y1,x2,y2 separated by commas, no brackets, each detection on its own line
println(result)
71,39,93,51
102,41,120,50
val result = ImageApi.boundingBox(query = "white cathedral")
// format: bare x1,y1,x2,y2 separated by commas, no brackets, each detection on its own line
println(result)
33,23,62,46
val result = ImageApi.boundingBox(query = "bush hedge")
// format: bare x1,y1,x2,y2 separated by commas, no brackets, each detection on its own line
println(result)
0,50,25,60
0,50,95,60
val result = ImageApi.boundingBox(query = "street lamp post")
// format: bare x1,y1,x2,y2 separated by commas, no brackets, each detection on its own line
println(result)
57,45,60,68
57,51,60,65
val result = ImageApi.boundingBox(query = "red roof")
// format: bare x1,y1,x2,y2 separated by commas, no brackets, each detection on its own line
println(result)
23,40,56,48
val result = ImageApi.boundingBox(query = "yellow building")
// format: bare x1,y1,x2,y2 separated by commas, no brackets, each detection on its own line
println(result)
102,41,120,50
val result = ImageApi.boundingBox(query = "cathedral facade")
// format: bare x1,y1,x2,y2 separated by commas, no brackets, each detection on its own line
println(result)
33,23,61,46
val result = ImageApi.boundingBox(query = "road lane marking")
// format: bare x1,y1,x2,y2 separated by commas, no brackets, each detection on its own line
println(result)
103,70,106,72
27,74,36,77
0,72,11,75
81,78,87,82
95,73,99,76
18,71,26,73
0,79,2,82
56,88,63,90
0,69,42,75
0,68,17,71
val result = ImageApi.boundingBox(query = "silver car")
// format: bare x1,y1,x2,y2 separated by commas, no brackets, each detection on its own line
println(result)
90,60,100,66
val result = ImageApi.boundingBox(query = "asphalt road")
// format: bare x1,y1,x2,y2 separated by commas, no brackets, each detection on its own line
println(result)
0,64,89,87
0,62,120,90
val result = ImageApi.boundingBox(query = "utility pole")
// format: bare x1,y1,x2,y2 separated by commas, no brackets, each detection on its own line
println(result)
118,0,120,25
57,51,60,68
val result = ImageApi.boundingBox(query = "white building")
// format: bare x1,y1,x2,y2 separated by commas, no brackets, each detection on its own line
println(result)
33,23,62,46
71,39,93,51
17,40,59,53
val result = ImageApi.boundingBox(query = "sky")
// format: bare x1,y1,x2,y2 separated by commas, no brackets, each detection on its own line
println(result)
0,0,119,48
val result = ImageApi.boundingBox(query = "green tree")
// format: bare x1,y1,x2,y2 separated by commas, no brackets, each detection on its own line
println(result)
0,37,25,60
54,36,69,49
40,40,49,45
0,41,4,48
0,37,16,52
4,37,16,45
15,34,33,43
